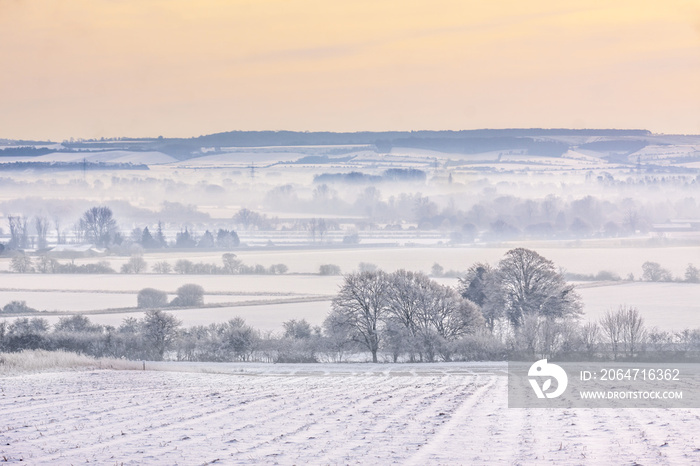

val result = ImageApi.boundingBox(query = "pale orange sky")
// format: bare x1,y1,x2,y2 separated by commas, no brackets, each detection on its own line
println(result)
1,0,699,140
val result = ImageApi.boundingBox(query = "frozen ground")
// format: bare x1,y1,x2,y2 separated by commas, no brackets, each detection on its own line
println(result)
0,290,319,313
577,282,700,330
3,150,177,165
1,363,699,464
2,273,699,332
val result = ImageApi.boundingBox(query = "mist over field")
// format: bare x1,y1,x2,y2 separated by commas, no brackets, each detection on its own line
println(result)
2,129,700,345
2,129,700,464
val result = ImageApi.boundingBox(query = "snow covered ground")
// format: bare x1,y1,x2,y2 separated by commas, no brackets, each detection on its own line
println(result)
2,272,700,331
1,363,699,464
3,150,177,165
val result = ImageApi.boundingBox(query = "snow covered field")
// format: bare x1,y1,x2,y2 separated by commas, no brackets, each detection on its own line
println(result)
577,282,700,330
2,273,700,331
2,363,699,464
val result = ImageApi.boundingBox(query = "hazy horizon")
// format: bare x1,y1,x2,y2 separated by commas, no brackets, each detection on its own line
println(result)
5,127,699,145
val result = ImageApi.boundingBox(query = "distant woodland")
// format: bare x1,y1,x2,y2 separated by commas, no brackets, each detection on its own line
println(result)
3,128,655,160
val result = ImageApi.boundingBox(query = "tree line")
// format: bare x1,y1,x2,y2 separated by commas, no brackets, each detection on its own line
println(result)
2,248,699,363
1,206,242,251
1,306,698,364
7,253,288,276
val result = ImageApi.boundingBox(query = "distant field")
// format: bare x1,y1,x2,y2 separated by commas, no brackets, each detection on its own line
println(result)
577,282,700,330
0,290,310,312
12,300,332,330
0,273,342,294
1,244,698,276
1,273,699,332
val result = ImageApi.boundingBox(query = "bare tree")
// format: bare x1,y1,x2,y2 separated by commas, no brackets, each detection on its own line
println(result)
35,255,59,273
385,271,428,336
81,206,118,247
384,270,484,362
10,254,33,273
137,288,168,308
515,314,542,357
308,218,318,242
385,270,432,360
430,263,444,277
73,219,85,244
685,264,700,283
153,261,172,274
221,253,242,274
421,284,484,361
174,259,194,274
233,208,268,230
7,215,28,249
641,262,672,282
171,284,204,307
619,305,646,356
426,286,483,341
34,216,49,249
537,317,571,359
579,321,600,357
221,317,259,361
542,194,560,221
358,262,378,273
319,264,341,275
330,271,390,362
493,248,582,328
459,263,501,331
121,255,147,274
316,218,327,241
142,309,181,360
322,310,357,362
623,205,641,232
54,217,65,244
513,315,576,359
54,315,101,333
600,308,624,360
283,319,314,340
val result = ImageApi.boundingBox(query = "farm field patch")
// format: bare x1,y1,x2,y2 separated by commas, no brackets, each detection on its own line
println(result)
1,364,698,465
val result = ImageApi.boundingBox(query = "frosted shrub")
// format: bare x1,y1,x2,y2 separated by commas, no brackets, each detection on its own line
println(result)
137,288,168,308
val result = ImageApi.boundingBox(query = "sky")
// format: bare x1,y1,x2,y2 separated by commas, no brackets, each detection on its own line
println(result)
1,0,699,141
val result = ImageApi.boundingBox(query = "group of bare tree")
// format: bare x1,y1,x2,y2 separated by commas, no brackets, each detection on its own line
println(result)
323,248,698,362
327,270,484,362
6,215,48,250
323,249,582,362
598,306,647,360
642,261,700,283
4,207,118,250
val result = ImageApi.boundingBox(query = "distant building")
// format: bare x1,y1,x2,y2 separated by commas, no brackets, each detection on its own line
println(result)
47,244,104,257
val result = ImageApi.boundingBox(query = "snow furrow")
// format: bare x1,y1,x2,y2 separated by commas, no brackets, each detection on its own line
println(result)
2,368,698,465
